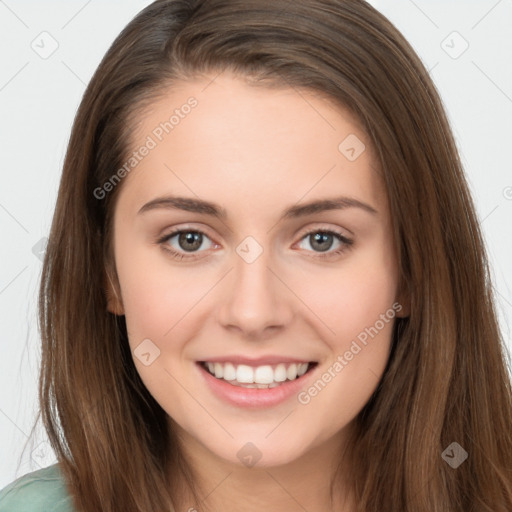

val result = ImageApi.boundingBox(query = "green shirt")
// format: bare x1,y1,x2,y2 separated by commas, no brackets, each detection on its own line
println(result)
0,464,75,512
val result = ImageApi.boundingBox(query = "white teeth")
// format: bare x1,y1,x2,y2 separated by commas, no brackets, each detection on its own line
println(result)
202,361,312,385
286,364,298,380
274,364,288,382
297,363,308,377
223,362,237,381
236,364,254,383
214,362,224,379
254,365,274,384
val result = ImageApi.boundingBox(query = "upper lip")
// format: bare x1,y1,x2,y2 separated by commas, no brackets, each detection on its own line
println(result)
198,355,316,367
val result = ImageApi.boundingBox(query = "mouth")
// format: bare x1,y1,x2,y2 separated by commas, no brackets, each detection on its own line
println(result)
197,360,319,389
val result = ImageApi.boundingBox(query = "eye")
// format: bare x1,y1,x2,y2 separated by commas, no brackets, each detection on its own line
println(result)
296,228,353,259
157,226,354,262
157,228,216,260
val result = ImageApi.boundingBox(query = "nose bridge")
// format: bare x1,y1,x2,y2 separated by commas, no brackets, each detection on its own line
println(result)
235,246,274,298
217,235,293,335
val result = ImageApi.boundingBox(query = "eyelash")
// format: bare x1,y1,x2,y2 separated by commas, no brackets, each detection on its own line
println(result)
156,227,354,262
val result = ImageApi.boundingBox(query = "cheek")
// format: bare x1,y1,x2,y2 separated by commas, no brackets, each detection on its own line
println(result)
291,238,398,343
293,289,397,438
113,236,188,352
114,249,208,407
120,269,205,347
292,247,398,425
305,278,396,383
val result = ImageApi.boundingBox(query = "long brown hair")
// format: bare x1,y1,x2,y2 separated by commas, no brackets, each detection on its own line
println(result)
32,0,512,510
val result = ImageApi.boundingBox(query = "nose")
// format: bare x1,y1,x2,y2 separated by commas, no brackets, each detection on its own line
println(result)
216,246,294,339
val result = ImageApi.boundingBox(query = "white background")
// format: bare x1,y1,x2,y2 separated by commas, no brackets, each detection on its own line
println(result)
0,0,511,487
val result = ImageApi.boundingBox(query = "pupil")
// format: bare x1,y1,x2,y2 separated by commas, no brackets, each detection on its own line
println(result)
176,232,334,253
179,232,202,251
311,232,333,252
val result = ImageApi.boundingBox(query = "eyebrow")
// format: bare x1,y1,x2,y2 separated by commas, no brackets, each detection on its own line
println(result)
137,195,378,219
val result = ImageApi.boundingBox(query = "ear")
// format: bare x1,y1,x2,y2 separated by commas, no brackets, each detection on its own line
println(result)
104,266,124,316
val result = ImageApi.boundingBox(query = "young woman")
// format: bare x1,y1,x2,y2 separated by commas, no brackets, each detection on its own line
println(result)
1,0,511,511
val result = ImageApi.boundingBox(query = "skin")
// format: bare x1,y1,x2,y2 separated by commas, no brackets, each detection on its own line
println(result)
106,70,409,512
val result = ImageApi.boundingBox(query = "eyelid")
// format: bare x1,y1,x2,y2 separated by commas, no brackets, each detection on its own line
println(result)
157,222,354,260
157,223,218,243
294,222,351,240
157,222,351,243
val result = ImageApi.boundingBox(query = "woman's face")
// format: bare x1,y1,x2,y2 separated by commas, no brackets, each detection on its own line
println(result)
107,71,407,468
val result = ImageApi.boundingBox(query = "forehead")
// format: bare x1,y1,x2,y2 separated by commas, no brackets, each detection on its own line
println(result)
119,71,386,219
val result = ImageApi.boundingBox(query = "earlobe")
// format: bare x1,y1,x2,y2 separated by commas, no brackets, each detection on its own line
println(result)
106,289,125,316
395,300,410,318
104,268,125,316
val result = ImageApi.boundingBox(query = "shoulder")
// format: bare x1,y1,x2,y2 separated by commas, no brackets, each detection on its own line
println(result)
0,464,75,512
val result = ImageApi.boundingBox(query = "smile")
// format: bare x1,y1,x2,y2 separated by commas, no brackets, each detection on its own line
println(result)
200,361,316,388
196,359,319,408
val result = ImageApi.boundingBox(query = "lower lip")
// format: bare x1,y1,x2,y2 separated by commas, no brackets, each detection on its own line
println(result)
196,362,317,409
